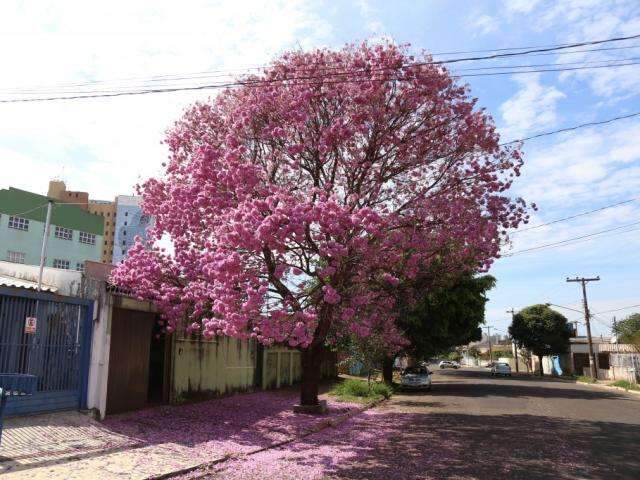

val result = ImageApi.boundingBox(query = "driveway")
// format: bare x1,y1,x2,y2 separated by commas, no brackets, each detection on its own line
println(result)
196,368,640,480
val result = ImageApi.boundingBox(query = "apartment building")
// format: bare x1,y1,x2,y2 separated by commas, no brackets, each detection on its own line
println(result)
0,187,103,271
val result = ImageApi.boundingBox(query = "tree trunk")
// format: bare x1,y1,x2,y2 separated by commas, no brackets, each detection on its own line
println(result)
538,355,544,376
382,356,394,385
300,346,323,406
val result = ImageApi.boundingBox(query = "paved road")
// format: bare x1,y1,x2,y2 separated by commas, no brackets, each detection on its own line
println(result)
196,368,640,480
369,367,640,479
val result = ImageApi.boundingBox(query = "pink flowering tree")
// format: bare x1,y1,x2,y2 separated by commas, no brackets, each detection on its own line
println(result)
112,42,529,406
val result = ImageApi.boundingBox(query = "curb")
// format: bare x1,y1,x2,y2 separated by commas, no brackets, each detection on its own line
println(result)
147,397,387,480
576,380,640,396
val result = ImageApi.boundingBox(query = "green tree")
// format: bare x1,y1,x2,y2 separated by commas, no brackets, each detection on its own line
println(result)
613,313,640,351
382,274,495,383
509,304,571,376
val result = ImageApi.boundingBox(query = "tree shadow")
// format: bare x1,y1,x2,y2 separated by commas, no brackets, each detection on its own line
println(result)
277,411,640,479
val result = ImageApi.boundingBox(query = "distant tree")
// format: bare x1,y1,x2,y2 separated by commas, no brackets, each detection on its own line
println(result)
381,274,495,383
467,345,481,359
613,313,640,352
509,304,571,376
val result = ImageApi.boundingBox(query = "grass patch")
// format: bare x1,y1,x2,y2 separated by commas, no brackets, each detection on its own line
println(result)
577,375,597,384
611,380,640,391
329,378,393,404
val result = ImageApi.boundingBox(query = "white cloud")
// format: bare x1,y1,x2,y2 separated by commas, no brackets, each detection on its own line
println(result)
500,0,640,100
499,73,565,140
356,0,385,34
0,0,331,199
469,14,499,35
503,0,542,14
513,120,640,207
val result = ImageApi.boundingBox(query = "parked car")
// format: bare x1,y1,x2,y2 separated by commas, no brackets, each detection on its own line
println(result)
491,362,512,376
400,366,432,390
439,360,460,369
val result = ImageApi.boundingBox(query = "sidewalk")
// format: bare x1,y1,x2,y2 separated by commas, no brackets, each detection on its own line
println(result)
0,389,359,479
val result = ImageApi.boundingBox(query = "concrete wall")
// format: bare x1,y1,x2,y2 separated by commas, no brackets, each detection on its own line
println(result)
0,261,82,296
171,336,257,401
86,292,159,419
86,290,113,420
263,348,302,389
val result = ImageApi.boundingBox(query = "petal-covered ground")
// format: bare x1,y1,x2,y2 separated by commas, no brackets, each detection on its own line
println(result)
180,402,621,479
101,389,359,464
1,389,360,479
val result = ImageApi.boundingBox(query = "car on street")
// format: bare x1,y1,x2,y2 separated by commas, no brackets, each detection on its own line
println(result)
491,362,512,376
439,360,460,369
400,366,432,390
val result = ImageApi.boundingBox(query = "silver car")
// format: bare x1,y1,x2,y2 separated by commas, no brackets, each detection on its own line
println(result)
491,362,512,377
400,366,432,391
439,360,460,369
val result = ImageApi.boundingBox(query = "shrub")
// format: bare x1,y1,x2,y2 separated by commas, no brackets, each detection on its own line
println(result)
611,380,640,391
577,375,596,384
330,379,392,402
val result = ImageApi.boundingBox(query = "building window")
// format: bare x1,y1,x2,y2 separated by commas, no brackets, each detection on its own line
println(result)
8,216,29,231
53,259,70,270
79,231,96,245
123,230,127,235
54,225,73,240
125,212,128,217
121,249,126,255
122,240,126,245
76,262,85,273
7,251,25,264
124,221,127,226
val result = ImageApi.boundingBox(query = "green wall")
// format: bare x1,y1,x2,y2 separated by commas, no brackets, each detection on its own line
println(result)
0,187,103,269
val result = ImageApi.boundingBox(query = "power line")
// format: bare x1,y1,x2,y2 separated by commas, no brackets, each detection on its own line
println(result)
5,50,639,96
503,220,640,256
1,34,639,103
2,36,639,95
511,198,639,234
500,111,640,145
2,60,639,104
594,304,640,315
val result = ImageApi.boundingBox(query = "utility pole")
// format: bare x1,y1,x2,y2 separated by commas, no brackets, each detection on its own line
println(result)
507,308,519,372
567,276,600,379
483,326,493,363
37,200,54,291
613,316,619,354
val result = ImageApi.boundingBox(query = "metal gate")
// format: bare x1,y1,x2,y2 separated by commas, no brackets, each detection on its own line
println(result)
0,287,92,416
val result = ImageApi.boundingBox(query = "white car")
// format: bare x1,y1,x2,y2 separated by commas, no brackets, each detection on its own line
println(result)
400,366,432,391
439,360,460,369
491,362,512,376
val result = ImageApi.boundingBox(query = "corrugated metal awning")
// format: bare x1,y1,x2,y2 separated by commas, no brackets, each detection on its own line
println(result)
0,274,58,292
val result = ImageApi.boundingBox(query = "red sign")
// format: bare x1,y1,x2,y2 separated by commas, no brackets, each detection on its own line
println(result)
25,317,37,334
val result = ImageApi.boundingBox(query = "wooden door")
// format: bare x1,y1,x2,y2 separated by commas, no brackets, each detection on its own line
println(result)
106,308,154,415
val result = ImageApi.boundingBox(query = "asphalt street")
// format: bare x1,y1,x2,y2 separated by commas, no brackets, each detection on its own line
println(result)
367,367,640,479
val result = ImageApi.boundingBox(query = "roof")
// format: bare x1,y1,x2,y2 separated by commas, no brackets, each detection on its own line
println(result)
0,187,103,235
0,274,58,292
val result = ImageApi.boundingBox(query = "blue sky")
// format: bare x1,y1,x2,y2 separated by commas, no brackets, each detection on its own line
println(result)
1,0,638,336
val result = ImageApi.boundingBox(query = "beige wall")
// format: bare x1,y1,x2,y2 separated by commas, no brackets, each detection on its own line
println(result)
48,180,90,210
171,337,257,401
89,201,117,263
47,180,117,264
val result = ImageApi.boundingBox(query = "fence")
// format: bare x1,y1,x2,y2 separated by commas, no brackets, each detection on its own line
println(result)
0,287,92,416
610,353,640,383
262,348,337,390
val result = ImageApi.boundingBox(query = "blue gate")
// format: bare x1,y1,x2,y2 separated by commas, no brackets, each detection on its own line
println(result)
0,287,92,416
